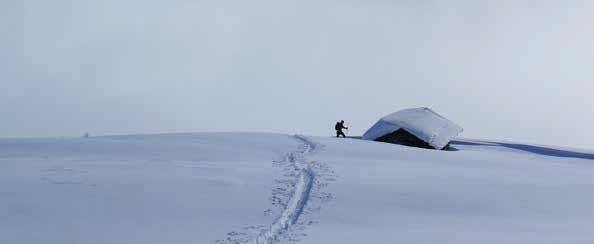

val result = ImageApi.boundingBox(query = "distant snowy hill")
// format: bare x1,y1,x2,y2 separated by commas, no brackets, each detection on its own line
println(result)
1,133,594,244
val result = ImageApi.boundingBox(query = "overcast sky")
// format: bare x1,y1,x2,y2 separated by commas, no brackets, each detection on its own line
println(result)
2,0,594,149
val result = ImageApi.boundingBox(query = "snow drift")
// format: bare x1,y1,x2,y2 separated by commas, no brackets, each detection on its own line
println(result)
362,107,463,149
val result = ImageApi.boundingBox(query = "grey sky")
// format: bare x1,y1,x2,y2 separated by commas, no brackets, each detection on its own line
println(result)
2,0,594,149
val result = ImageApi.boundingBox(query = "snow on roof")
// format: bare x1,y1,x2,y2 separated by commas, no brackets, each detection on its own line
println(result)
362,108,463,149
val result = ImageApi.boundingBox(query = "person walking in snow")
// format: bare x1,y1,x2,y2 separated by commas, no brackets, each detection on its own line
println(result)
335,120,348,138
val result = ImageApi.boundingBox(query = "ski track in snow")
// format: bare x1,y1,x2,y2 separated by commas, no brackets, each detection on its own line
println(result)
217,135,335,244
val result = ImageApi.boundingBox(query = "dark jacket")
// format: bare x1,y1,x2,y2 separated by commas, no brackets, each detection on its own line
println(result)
335,122,346,131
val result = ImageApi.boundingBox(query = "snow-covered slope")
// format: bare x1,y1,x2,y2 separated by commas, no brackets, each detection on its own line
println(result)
1,133,594,244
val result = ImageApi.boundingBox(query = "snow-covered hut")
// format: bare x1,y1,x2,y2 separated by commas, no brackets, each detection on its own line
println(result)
362,108,463,150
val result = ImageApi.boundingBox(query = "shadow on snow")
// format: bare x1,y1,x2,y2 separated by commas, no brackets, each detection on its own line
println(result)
451,140,594,161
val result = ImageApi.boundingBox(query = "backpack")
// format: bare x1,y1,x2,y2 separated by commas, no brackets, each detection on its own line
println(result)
335,122,341,130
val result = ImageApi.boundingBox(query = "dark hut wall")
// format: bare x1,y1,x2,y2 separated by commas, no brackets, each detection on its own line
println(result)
375,129,436,149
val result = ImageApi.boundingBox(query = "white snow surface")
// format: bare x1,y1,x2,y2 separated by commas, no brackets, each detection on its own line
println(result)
362,108,463,149
2,132,594,244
